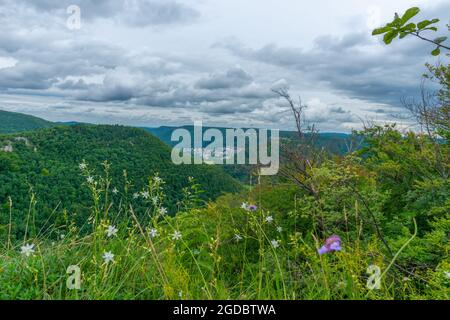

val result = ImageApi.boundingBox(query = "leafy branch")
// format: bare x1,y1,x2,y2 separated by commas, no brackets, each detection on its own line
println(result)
372,7,449,56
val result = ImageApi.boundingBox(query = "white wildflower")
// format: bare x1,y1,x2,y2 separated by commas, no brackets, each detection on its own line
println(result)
149,228,158,238
445,271,450,279
265,216,274,224
133,192,140,199
178,290,183,298
234,234,243,242
159,207,167,215
151,196,159,205
172,231,182,241
141,191,150,199
271,239,280,249
112,187,119,195
241,202,248,210
79,162,87,170
106,225,118,238
86,176,94,184
103,251,115,264
154,176,162,183
20,243,35,257
277,226,283,233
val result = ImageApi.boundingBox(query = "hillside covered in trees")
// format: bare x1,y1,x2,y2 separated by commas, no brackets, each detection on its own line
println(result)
0,110,360,184
0,110,55,134
0,124,241,238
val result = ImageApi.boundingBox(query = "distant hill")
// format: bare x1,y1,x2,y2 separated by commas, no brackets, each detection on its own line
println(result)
145,126,359,183
146,125,353,155
0,111,359,186
0,110,355,156
0,124,241,237
0,110,55,134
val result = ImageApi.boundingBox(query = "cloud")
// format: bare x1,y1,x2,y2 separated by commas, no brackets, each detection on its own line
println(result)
1,0,448,132
0,2,270,116
0,57,17,69
6,0,200,27
195,67,253,90
215,0,450,111
329,106,348,114
218,32,435,107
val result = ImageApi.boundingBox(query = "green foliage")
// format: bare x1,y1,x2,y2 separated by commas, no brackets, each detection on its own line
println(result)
0,124,241,239
0,6,448,300
147,126,359,184
0,110,54,134
0,154,447,299
372,7,448,56
425,63,450,106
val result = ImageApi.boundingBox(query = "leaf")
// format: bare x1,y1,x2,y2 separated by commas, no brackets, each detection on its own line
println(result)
401,23,416,32
426,27,438,32
418,18,440,30
417,20,432,29
383,30,399,44
392,14,403,28
387,21,396,28
401,7,420,25
434,36,447,44
399,32,408,39
372,26,392,35
431,47,440,56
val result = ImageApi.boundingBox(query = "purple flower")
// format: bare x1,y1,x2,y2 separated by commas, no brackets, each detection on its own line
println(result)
247,204,258,212
318,235,342,255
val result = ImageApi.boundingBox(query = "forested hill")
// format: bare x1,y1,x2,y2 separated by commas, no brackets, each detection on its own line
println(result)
146,126,356,156
0,110,55,134
0,110,357,156
0,124,241,237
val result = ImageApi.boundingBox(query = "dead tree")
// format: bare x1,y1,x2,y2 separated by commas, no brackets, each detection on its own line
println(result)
272,87,320,198
401,81,442,138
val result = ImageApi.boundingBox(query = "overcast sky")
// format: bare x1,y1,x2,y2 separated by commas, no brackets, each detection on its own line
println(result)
0,0,448,132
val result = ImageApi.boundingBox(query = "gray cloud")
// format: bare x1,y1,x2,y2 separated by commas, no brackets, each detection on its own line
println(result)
329,107,348,114
1,0,448,132
218,33,434,107
6,0,199,27
195,67,253,90
0,1,269,115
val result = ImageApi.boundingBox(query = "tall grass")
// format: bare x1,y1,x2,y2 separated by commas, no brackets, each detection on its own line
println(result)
0,163,447,300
